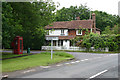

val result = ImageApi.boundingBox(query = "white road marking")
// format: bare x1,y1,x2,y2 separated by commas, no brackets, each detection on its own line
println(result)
23,69,35,73
89,70,108,79
40,66,51,68
84,59,88,60
65,63,70,65
81,60,85,61
75,61,80,63
71,62,76,64
56,64,63,66
80,59,89,61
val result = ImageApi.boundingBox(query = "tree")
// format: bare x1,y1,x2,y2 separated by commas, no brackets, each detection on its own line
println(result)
2,1,56,49
2,2,23,48
93,10,118,31
55,5,90,21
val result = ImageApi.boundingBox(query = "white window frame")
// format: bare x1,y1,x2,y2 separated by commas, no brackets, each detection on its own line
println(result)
61,29,64,35
76,29,82,35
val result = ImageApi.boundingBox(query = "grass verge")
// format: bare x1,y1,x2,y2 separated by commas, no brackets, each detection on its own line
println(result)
2,52,74,72
2,52,32,59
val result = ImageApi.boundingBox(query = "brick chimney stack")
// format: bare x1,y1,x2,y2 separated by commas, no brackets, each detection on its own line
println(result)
92,13,96,33
76,17,80,20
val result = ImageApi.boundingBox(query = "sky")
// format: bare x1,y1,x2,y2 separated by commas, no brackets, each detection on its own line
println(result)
52,0,120,15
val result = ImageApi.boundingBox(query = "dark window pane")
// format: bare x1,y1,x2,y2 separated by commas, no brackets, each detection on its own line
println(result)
20,40,22,52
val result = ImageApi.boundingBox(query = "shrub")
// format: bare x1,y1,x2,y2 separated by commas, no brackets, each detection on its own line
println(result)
41,52,74,58
80,33,119,51
54,52,74,58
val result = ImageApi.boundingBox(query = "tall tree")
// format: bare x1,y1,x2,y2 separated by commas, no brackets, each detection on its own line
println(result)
55,5,90,21
93,10,118,31
2,1,56,49
2,2,23,48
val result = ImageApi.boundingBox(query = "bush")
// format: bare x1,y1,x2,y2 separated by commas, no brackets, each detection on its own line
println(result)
41,52,74,58
54,52,74,58
80,33,119,51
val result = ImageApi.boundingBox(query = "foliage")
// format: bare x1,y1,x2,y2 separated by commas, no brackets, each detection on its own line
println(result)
102,25,119,34
41,51,74,58
73,33,120,51
2,1,56,49
54,51,74,58
55,5,90,21
92,10,119,31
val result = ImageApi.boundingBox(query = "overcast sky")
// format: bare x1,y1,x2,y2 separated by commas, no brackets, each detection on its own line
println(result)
52,0,120,15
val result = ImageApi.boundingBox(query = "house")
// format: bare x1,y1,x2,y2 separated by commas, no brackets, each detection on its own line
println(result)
42,13,100,50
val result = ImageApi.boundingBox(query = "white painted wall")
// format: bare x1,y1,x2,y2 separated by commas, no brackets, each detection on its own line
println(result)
49,29,68,36
63,40,70,49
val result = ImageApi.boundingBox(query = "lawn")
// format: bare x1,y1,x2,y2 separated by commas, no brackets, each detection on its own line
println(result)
2,52,74,72
2,52,33,59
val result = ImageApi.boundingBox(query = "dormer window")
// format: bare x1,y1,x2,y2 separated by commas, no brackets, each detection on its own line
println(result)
76,29,82,35
61,29,64,35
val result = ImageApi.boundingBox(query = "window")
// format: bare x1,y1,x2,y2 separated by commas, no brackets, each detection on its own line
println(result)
20,40,22,52
61,29,64,35
76,29,82,35
78,30,81,34
53,41,56,46
58,40,63,46
65,40,67,42
46,31,49,35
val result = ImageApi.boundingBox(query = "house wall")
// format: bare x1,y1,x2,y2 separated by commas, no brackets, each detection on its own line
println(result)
49,29,68,36
68,29,92,36
68,30,76,36
48,29,100,36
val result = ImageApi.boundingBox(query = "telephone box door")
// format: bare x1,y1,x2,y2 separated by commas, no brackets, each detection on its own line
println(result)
13,36,23,54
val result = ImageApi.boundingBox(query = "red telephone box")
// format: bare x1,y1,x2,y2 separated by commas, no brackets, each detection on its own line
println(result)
12,36,23,54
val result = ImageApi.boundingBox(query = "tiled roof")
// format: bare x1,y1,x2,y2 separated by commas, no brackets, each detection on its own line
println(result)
45,20,94,29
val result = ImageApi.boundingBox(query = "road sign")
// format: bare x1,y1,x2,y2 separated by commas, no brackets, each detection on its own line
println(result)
45,36,59,59
46,36,58,40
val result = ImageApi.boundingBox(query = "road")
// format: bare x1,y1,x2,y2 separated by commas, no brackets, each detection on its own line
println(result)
10,52,118,79
0,50,44,54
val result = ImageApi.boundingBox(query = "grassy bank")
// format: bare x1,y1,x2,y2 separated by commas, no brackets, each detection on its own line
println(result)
2,52,74,72
2,52,33,59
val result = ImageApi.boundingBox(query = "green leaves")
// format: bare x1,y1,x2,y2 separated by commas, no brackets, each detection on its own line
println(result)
93,10,118,31
72,33,119,51
2,1,56,49
55,5,90,21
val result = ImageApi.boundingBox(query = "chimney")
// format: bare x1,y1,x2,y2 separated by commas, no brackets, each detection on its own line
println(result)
76,17,80,20
92,13,95,22
92,13,96,33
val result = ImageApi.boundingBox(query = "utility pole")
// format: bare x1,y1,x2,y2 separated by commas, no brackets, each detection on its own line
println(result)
51,40,53,59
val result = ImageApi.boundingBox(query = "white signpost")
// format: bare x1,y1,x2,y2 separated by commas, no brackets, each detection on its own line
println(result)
46,36,58,59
